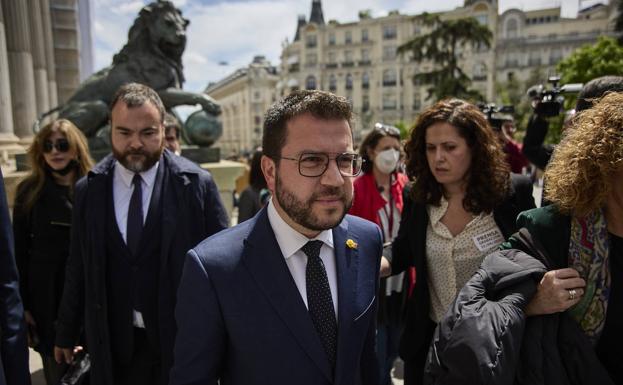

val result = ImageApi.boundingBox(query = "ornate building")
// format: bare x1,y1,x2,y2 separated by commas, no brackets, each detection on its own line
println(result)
278,0,617,136
0,0,92,152
205,56,279,156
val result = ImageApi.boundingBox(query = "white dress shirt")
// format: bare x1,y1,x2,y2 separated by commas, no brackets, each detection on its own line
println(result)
267,199,338,317
112,160,159,328
113,161,159,242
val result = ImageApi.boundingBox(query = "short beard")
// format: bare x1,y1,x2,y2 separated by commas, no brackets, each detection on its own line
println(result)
275,173,352,232
113,145,163,173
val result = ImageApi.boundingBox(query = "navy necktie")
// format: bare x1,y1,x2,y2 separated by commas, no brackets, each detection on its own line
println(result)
126,173,143,256
302,240,337,369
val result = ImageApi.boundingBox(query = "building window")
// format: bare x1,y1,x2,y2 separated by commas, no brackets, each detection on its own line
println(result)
328,51,336,64
362,94,370,112
254,116,262,125
329,74,337,92
306,75,317,90
383,69,397,86
413,93,421,111
383,25,397,40
361,29,369,42
505,18,518,39
474,14,488,25
345,30,352,44
361,48,370,62
549,47,562,65
383,46,397,61
328,33,336,45
383,93,397,110
305,53,317,67
306,34,317,48
529,51,541,66
472,62,487,81
362,72,370,89
345,73,353,90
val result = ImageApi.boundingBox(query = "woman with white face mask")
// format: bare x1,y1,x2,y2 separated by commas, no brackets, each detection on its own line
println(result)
349,123,408,385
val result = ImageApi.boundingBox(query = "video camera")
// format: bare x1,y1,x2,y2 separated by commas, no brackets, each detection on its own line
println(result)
526,76,583,117
477,103,515,131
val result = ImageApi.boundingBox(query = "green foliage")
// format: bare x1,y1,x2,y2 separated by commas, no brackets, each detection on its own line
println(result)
398,13,492,102
557,36,623,84
392,121,410,140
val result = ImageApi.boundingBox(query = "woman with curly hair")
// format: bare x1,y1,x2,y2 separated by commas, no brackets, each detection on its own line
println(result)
503,91,623,383
389,99,535,385
12,119,94,385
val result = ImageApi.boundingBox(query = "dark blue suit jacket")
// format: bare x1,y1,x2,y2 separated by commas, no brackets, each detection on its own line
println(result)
170,208,382,385
0,170,30,385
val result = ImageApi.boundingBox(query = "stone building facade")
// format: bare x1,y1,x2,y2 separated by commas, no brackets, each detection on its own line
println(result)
0,0,92,152
205,56,279,156
279,0,617,136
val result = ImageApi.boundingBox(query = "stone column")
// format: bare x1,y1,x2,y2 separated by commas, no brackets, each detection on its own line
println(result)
0,3,23,154
1,0,37,140
28,0,50,115
41,0,58,108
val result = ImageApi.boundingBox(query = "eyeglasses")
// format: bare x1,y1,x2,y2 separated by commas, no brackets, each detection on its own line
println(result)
374,123,400,137
278,152,364,177
43,138,70,153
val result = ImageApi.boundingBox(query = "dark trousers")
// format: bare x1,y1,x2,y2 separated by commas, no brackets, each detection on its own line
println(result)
41,354,68,385
403,318,436,385
113,328,161,385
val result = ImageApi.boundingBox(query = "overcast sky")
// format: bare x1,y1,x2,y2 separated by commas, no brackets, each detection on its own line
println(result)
91,0,603,92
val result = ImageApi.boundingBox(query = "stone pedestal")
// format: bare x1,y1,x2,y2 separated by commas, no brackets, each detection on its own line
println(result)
201,160,246,225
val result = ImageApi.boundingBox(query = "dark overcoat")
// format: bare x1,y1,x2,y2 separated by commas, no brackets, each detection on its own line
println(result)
55,150,228,385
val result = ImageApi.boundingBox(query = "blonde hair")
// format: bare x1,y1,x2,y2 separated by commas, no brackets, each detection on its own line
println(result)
544,92,623,216
17,119,94,212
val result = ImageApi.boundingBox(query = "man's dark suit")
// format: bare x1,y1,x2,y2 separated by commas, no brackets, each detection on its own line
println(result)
55,150,228,385
170,207,382,385
0,169,30,385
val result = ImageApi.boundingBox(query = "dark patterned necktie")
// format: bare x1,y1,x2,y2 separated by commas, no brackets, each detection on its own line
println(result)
301,240,337,369
126,173,143,256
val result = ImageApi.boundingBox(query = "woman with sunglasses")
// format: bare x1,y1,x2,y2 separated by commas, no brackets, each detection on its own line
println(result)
12,119,93,385
390,99,535,385
349,123,409,385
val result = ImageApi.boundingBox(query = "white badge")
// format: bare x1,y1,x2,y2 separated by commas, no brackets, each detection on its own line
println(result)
472,228,504,252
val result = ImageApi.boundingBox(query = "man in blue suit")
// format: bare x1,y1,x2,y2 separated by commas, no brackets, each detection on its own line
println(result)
170,90,382,385
0,169,30,385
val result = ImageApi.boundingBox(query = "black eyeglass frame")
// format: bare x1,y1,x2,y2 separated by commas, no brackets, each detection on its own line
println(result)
276,152,364,178
42,138,70,153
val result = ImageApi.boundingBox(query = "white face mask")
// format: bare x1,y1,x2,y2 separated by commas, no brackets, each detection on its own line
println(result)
374,148,400,174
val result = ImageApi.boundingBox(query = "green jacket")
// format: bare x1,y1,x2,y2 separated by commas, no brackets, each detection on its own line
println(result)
501,204,571,269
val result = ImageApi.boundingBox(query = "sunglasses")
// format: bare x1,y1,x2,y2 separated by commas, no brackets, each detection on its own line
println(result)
374,123,400,137
43,138,70,153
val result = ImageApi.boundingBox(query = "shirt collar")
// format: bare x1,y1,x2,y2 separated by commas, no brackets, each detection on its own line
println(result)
427,195,449,226
267,198,333,260
114,160,159,189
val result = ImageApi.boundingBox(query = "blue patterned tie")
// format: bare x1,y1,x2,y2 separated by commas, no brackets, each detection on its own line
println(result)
126,173,143,256
302,240,337,369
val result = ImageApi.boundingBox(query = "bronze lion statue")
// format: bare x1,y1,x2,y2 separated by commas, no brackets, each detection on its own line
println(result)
47,0,220,143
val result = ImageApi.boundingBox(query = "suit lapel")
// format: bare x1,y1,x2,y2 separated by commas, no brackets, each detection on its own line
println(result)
242,209,333,383
159,161,178,271
333,218,359,382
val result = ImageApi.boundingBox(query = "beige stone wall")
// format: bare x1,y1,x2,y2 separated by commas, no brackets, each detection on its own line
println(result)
280,0,614,129
206,59,278,156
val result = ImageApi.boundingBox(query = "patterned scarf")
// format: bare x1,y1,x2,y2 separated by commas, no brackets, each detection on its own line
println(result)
567,209,611,344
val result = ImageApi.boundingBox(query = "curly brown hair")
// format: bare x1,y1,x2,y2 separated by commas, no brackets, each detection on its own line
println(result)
545,92,623,216
404,98,510,213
